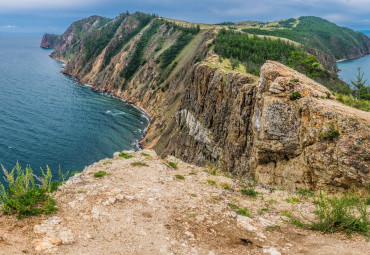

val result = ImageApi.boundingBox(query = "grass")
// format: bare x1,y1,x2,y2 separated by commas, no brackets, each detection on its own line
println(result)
141,152,150,157
268,199,278,205
205,164,218,175
71,171,82,176
258,208,270,215
94,171,107,178
175,175,185,180
235,207,252,217
131,161,149,167
241,188,259,197
168,161,178,169
310,191,369,236
0,163,58,218
220,182,230,190
297,188,314,198
266,225,281,232
207,179,217,185
280,210,294,218
285,196,302,204
228,203,239,209
291,219,305,228
119,152,134,159
190,193,197,197
336,93,370,112
319,127,340,141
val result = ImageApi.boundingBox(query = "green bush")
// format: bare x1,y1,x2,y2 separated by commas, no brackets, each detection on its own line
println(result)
311,192,369,236
241,188,259,197
168,161,178,169
235,207,251,217
0,163,58,218
290,92,302,100
319,127,340,141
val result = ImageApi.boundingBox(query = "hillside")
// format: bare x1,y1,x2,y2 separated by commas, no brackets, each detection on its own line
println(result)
241,16,370,60
1,150,369,254
40,13,370,192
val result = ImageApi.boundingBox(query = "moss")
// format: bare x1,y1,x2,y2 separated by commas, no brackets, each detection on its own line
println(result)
94,171,107,178
290,91,302,100
131,161,149,167
175,175,185,180
119,152,134,159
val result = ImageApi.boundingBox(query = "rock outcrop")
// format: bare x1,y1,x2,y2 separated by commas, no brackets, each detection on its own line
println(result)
40,34,62,49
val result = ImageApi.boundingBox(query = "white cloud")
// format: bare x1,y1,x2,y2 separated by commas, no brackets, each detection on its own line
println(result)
1,25,16,29
0,0,100,12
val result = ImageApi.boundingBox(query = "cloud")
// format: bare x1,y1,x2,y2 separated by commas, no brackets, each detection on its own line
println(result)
0,0,101,12
1,25,16,29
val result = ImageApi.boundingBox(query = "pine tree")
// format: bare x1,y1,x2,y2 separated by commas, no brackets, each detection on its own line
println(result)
351,67,367,99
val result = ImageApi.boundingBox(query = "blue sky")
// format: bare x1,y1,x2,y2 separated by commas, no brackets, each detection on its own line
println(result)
1,0,370,33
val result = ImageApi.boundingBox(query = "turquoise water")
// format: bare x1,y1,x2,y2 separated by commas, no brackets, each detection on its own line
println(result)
337,32,370,87
0,33,149,181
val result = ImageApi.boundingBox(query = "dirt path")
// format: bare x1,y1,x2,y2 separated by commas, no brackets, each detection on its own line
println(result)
0,150,368,254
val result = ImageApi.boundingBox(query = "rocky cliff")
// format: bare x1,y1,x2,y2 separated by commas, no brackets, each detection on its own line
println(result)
41,14,369,191
40,34,62,48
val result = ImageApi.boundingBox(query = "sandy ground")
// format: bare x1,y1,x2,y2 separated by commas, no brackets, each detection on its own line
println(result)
0,149,368,254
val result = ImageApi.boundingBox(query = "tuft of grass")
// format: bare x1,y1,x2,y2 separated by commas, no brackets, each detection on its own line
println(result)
290,91,302,101
220,182,230,190
168,161,178,169
131,161,149,167
285,196,302,204
190,193,197,197
119,152,134,159
292,78,299,82
310,191,369,236
205,164,218,175
235,207,251,217
0,163,58,218
268,199,278,205
291,219,306,228
228,203,239,209
207,179,216,185
257,208,270,215
280,210,293,218
241,188,259,197
175,175,185,180
103,160,112,166
141,152,150,157
94,171,107,178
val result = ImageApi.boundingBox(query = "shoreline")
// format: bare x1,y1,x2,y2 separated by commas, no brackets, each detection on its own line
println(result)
52,54,151,150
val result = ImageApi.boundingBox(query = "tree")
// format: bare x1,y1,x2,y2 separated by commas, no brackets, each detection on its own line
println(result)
230,58,240,70
351,67,367,99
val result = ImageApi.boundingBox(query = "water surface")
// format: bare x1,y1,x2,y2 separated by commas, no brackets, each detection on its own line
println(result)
0,33,148,180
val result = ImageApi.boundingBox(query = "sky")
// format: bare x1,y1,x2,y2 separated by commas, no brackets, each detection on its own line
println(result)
1,0,370,33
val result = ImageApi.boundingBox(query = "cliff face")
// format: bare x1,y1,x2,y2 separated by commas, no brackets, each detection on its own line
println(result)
41,14,369,191
40,34,62,48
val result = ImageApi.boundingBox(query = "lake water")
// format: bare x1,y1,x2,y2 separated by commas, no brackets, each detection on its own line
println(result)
0,33,149,181
337,32,370,86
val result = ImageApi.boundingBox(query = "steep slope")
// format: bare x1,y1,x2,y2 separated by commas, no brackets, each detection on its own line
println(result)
41,14,369,191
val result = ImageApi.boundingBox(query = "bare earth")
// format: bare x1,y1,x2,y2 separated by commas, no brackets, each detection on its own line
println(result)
0,150,368,255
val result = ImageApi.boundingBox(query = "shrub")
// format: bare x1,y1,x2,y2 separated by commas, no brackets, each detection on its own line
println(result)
297,188,314,198
0,163,57,218
290,91,302,100
175,175,185,180
292,78,299,82
311,192,369,236
119,152,134,159
207,179,216,185
94,171,107,178
319,127,340,141
220,182,230,190
131,161,149,167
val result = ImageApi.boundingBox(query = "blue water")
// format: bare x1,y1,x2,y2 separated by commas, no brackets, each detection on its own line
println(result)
0,33,149,181
337,32,370,86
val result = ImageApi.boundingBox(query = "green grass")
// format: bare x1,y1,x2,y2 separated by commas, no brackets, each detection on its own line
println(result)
268,199,278,205
292,78,299,82
94,171,107,178
280,210,294,218
175,175,185,180
336,93,370,112
168,161,178,169
228,203,239,209
319,127,340,141
258,208,270,215
291,219,306,228
241,188,259,197
0,163,58,218
297,188,314,198
266,225,281,232
310,192,369,236
285,196,302,204
119,152,134,159
131,161,149,167
220,182,230,190
235,207,252,217
141,153,150,157
190,193,197,197
207,179,216,185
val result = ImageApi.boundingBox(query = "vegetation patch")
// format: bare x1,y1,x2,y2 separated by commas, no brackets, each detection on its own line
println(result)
319,127,340,141
290,91,302,101
266,225,281,232
311,192,369,236
207,179,216,185
0,163,58,218
168,161,178,169
258,208,270,215
337,94,370,112
241,188,259,197
175,175,185,180
285,196,302,204
119,152,134,159
94,171,107,178
228,203,239,209
131,161,149,167
297,188,314,198
235,207,252,217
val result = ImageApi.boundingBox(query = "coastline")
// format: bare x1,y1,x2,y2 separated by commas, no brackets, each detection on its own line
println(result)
51,54,151,150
